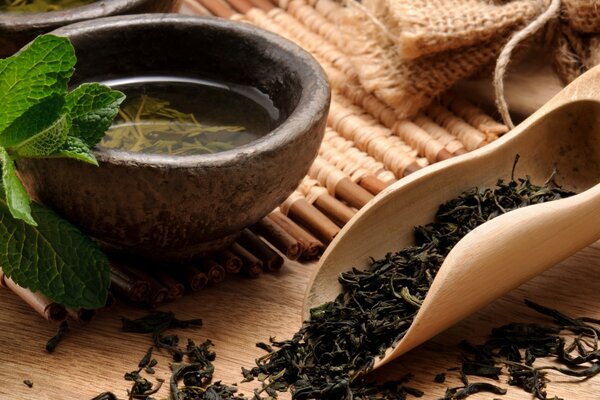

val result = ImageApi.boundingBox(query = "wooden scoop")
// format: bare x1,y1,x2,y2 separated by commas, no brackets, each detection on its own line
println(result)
304,65,600,371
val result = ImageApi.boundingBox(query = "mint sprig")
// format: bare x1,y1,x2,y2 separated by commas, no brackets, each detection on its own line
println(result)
0,34,125,309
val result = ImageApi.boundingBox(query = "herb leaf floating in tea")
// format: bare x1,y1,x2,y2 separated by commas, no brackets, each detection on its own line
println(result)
0,34,124,308
244,171,575,399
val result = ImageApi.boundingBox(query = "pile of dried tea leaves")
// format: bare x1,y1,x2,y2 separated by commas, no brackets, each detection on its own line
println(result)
243,166,576,399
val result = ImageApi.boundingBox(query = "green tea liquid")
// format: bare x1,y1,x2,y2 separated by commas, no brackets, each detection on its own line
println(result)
100,76,279,156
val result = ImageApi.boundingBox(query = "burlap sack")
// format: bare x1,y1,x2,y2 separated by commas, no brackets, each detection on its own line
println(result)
338,0,545,118
553,1,600,84
563,0,600,33
368,0,543,60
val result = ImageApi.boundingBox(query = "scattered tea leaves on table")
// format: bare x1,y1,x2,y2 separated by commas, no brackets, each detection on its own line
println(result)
119,311,250,400
23,379,33,388
90,392,118,400
46,320,69,353
456,299,600,400
242,166,576,399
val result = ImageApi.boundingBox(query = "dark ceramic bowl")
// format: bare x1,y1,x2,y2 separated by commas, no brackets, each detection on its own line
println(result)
0,0,180,57
17,14,330,263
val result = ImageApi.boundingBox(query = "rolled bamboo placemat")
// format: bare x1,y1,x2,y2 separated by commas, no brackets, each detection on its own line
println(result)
0,269,67,322
196,0,236,17
181,0,211,15
327,99,421,177
412,114,468,155
319,138,392,192
323,129,397,183
426,104,488,151
124,265,169,307
442,92,509,138
251,217,303,260
267,211,324,259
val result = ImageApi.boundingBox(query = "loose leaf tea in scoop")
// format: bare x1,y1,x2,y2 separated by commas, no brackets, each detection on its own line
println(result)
243,165,575,399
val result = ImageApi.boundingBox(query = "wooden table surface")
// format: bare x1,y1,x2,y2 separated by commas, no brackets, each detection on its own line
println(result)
1,239,600,400
1,8,594,399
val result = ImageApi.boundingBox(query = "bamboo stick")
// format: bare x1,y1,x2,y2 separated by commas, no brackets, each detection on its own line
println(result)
299,178,356,226
0,269,67,322
215,250,243,274
109,261,150,303
280,191,340,243
251,217,303,260
442,92,509,137
238,229,284,271
267,211,324,259
199,259,227,284
66,308,96,323
308,156,374,208
178,266,209,292
426,104,488,151
125,266,169,307
231,243,263,278
153,270,186,300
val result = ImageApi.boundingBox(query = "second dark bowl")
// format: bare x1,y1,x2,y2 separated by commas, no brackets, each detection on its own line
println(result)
0,0,180,57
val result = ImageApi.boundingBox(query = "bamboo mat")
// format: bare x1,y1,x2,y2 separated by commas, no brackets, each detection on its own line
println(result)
179,0,508,259
1,0,510,315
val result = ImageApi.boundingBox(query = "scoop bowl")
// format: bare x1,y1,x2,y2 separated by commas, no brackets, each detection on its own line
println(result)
304,64,600,370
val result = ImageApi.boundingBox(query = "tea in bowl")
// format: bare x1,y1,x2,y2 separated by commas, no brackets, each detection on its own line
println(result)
16,14,330,263
0,0,180,57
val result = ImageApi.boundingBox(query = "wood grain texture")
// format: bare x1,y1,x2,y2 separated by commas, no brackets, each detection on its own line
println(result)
0,242,600,399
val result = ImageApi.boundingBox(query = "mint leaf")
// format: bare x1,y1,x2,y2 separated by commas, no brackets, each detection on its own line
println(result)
66,83,125,146
0,35,75,133
51,136,98,166
0,189,110,308
0,148,35,226
0,94,66,148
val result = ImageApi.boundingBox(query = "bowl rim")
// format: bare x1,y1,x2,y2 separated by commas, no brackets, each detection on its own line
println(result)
50,14,330,169
0,0,162,30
